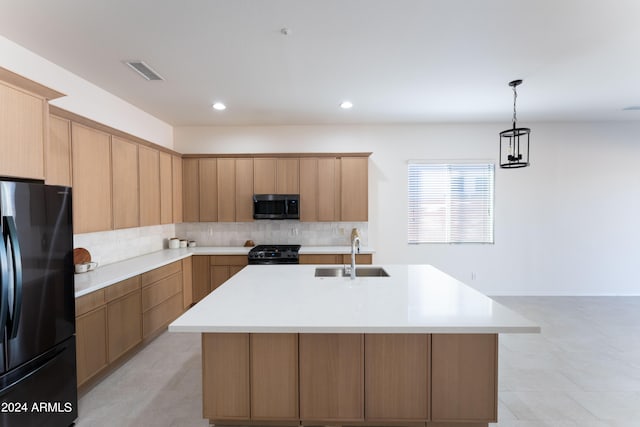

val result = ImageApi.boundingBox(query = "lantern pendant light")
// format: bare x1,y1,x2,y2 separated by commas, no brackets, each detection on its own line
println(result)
499,79,530,168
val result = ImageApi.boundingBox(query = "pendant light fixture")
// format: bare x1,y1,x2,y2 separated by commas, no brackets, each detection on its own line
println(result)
499,79,530,168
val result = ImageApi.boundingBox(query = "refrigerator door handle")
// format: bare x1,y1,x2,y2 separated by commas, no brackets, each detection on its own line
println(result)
3,215,23,339
0,236,8,340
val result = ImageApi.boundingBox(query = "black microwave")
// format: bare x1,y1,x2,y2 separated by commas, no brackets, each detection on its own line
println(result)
253,194,300,220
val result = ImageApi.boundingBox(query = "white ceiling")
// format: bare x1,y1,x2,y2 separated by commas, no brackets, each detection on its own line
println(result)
1,0,640,126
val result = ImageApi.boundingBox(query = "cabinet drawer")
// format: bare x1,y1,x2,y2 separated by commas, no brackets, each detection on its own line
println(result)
143,292,183,338
141,260,182,287
141,272,182,312
211,255,248,266
105,276,141,303
299,254,340,264
76,289,105,316
341,254,372,265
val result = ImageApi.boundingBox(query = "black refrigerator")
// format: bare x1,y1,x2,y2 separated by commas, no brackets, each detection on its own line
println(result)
0,178,77,427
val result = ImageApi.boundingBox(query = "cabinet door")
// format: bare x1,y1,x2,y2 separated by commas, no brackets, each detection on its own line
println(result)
340,157,368,221
71,123,112,233
251,334,298,420
111,136,139,229
299,333,364,421
235,158,254,222
159,151,173,224
341,254,373,265
299,158,318,222
202,333,250,420
253,158,276,194
276,158,299,193
76,307,107,386
217,158,236,222
199,158,218,221
107,290,142,363
431,334,497,422
139,145,161,226
299,254,341,264
365,334,429,421
210,265,230,292
47,115,72,186
318,157,339,221
182,256,193,309
182,158,200,222
0,81,45,180
192,255,210,303
172,155,183,223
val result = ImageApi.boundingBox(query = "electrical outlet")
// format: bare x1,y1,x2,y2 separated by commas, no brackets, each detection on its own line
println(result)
471,272,477,280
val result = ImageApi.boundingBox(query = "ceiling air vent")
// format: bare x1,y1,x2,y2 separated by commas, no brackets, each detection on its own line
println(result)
124,60,164,81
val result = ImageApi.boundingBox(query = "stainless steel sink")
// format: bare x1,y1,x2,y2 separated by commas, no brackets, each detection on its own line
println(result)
314,267,389,278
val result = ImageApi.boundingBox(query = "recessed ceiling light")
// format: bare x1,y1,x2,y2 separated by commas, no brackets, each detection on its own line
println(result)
212,102,226,111
340,101,353,109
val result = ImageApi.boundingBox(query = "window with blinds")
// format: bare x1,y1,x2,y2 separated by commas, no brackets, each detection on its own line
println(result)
408,162,494,243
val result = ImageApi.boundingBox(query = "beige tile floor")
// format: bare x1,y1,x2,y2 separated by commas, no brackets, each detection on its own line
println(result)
76,297,640,427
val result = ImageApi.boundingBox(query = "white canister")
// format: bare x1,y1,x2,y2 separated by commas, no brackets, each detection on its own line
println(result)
179,240,188,248
169,238,180,249
188,240,197,247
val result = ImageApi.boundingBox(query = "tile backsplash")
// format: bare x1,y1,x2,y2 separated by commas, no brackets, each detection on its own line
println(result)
176,222,368,247
74,224,176,266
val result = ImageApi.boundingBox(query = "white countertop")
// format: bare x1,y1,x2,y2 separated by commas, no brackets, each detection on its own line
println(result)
169,264,540,334
74,246,375,297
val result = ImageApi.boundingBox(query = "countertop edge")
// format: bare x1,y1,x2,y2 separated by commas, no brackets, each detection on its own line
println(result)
168,325,541,334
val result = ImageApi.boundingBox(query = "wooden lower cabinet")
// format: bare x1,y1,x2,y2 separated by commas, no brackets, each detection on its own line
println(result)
299,334,364,422
200,333,497,426
107,289,142,363
365,334,430,421
182,256,193,309
431,334,497,423
251,334,299,420
192,255,211,303
299,253,372,265
76,306,107,387
203,333,250,420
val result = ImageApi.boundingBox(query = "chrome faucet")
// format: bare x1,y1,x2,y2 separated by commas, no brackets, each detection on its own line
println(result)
350,235,361,280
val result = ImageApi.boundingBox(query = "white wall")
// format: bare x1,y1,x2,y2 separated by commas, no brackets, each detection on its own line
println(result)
175,122,640,296
0,35,173,149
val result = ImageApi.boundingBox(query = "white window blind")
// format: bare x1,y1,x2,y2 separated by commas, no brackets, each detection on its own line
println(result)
408,162,494,243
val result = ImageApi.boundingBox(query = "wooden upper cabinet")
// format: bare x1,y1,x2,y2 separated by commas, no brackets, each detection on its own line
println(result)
46,115,72,186
159,151,173,224
340,157,368,221
217,158,236,222
71,123,112,233
172,156,183,223
254,157,299,194
111,137,139,229
253,158,277,194
182,158,200,222
299,158,318,222
276,158,299,194
199,158,218,222
235,158,254,222
300,157,338,222
0,76,52,180
138,145,160,226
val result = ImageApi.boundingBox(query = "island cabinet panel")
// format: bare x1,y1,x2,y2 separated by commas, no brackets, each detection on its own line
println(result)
75,305,107,387
431,334,498,423
111,136,139,229
71,122,112,233
159,151,173,224
191,255,211,303
139,145,161,226
202,333,250,420
340,157,368,221
299,333,364,422
182,158,200,222
172,155,183,223
364,334,430,421
47,114,72,186
199,158,218,221
250,334,299,420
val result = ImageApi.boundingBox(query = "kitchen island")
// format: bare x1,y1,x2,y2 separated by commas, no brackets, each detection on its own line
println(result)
169,264,539,427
